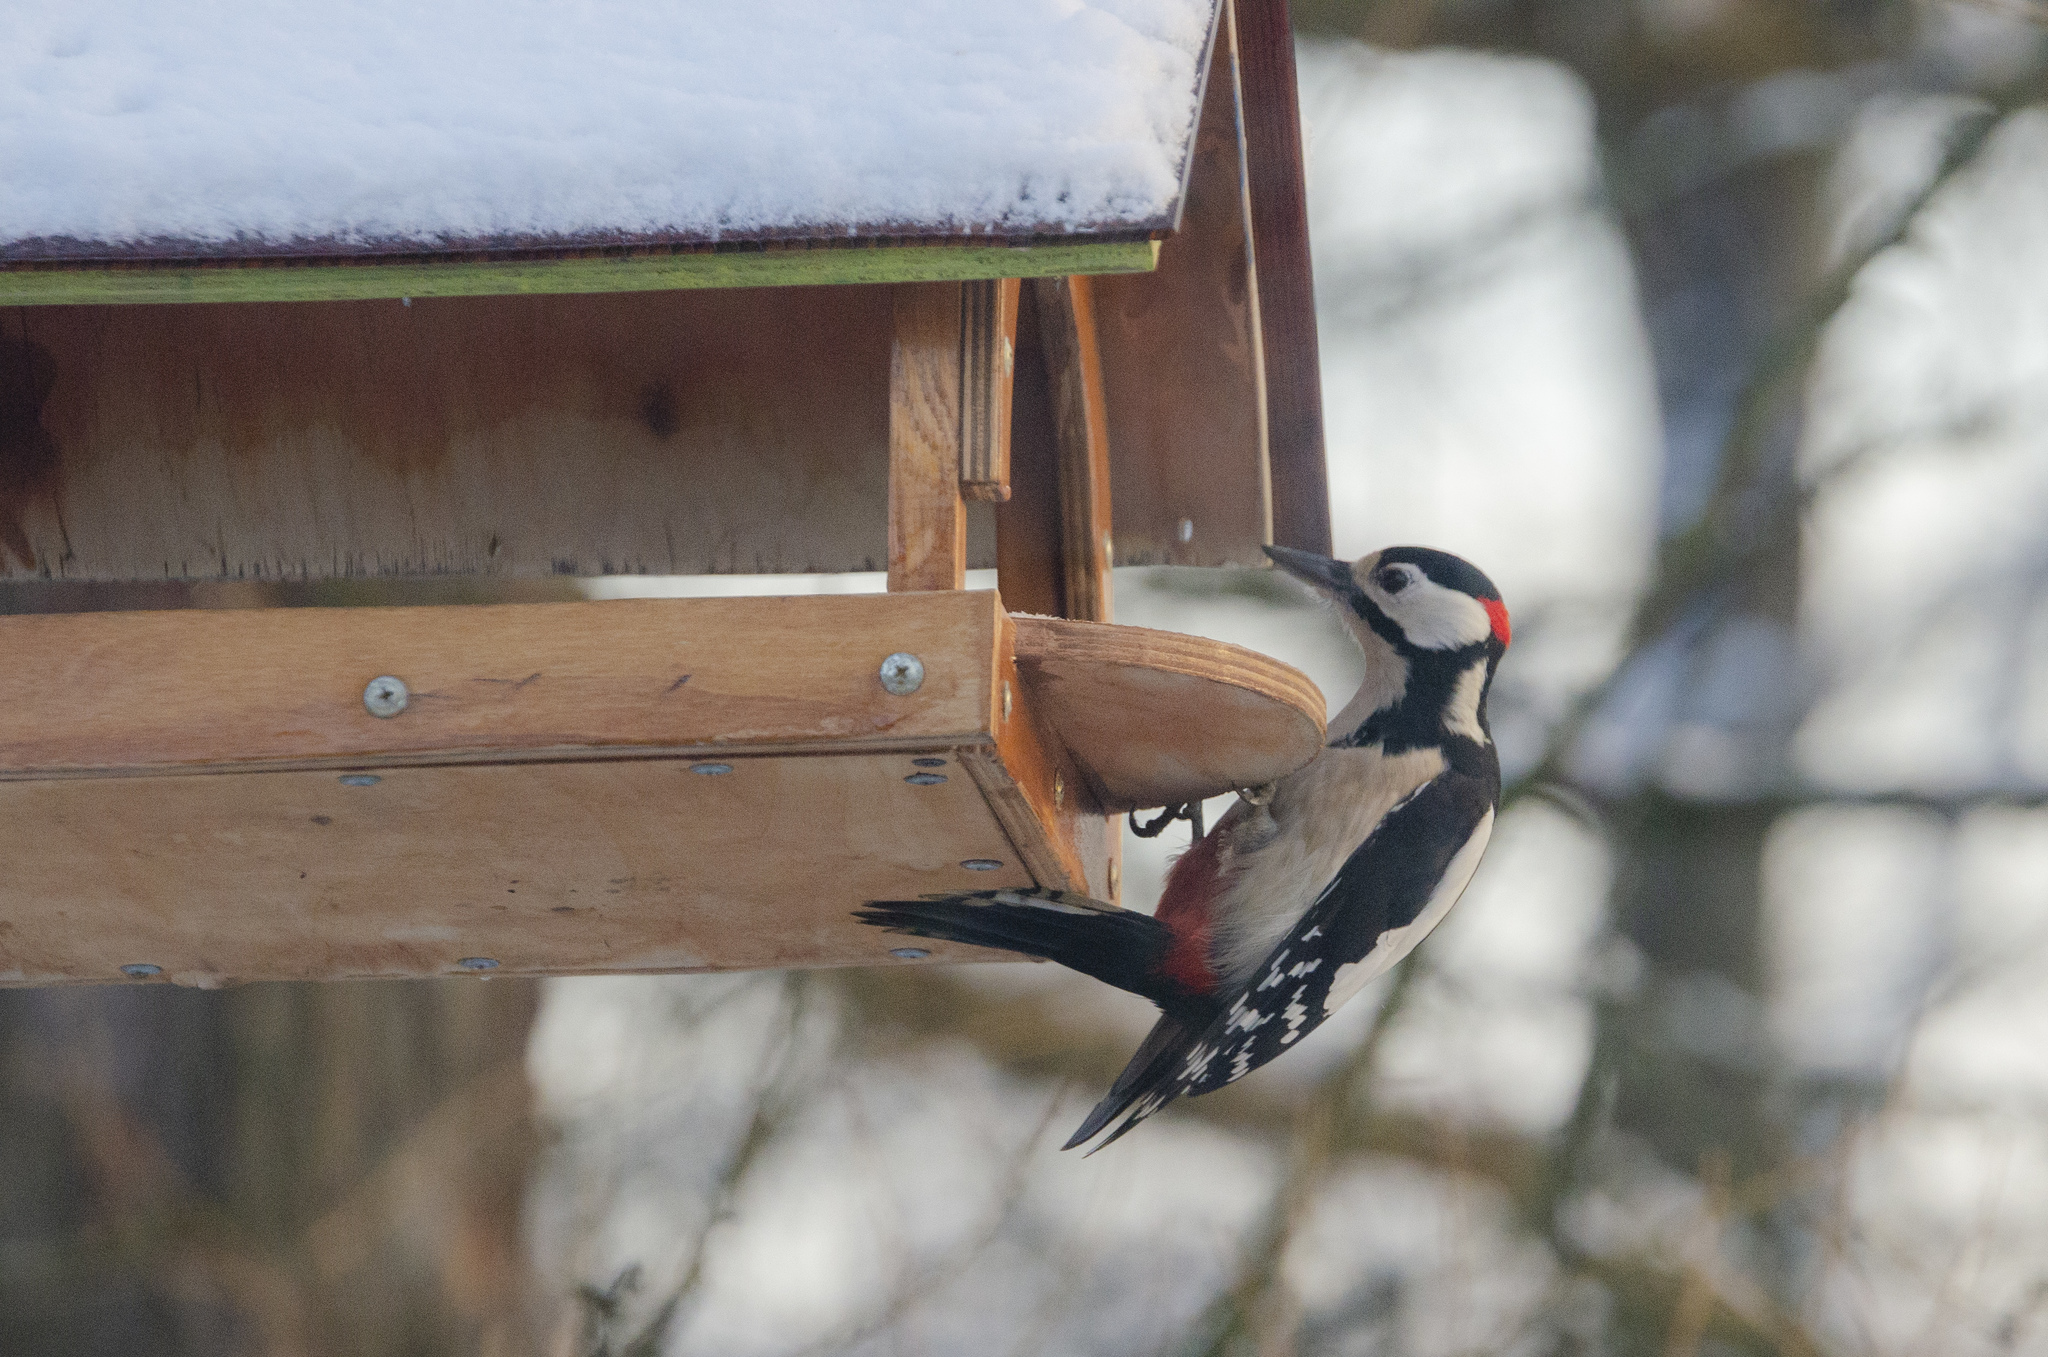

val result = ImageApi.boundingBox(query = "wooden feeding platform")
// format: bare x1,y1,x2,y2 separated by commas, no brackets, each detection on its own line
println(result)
0,594,1322,985
0,0,1331,986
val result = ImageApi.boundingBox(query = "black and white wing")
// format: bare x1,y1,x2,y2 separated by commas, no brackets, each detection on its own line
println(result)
1080,770,1497,1146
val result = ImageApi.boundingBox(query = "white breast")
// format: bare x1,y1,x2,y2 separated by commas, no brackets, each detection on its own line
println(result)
1207,743,1447,984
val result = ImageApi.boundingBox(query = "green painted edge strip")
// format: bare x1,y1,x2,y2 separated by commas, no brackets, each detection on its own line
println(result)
0,238,1160,306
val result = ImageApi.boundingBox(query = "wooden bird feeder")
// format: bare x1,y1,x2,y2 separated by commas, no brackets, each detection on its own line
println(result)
0,0,1331,986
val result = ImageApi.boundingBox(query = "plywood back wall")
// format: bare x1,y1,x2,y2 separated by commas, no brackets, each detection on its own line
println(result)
1,287,904,581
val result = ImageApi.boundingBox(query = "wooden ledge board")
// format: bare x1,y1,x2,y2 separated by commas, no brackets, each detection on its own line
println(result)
0,591,1008,778
0,752,1032,988
1011,614,1325,812
0,240,1161,307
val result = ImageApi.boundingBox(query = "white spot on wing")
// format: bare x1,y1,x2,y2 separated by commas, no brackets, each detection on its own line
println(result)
1281,987,1310,1044
1225,996,1270,1033
1257,950,1291,991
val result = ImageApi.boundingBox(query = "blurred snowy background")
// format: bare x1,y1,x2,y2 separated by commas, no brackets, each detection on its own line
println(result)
7,3,2048,1354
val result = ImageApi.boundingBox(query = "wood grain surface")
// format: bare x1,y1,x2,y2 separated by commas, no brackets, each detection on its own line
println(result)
959,278,1020,503
887,283,968,592
1011,614,1325,812
1033,277,1116,623
0,288,900,580
0,752,1032,986
0,592,1004,777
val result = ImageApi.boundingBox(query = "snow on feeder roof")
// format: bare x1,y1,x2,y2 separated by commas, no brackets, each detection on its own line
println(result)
1,0,1220,267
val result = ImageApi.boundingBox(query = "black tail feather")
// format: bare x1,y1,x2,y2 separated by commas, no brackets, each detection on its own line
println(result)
1062,1013,1201,1151
855,889,1222,1151
855,889,1182,1009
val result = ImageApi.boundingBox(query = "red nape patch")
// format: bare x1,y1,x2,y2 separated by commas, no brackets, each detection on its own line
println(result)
1484,597,1512,647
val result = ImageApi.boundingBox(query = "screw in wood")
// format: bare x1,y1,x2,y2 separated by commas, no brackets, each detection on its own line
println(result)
363,675,410,718
888,948,931,960
339,774,382,787
878,652,925,695
905,772,946,786
961,859,1003,871
690,763,734,776
119,963,162,978
1178,519,1194,543
1054,772,1064,808
457,957,499,971
1001,680,1013,722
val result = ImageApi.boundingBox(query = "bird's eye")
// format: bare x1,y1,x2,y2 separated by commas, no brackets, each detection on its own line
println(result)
1375,567,1409,594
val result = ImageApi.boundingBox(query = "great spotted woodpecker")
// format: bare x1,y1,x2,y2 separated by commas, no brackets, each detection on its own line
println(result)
857,545,1509,1149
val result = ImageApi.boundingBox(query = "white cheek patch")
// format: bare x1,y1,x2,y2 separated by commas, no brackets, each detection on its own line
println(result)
1379,578,1494,650
1320,808,1495,1017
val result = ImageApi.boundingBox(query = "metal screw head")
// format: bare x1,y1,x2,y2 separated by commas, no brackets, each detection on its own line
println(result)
912,757,947,768
1001,680,1013,722
889,947,931,960
961,859,1003,871
878,652,925,696
120,963,162,979
363,676,410,718
457,957,499,971
905,772,947,786
1178,518,1195,543
691,762,733,776
1054,772,1065,808
339,774,382,787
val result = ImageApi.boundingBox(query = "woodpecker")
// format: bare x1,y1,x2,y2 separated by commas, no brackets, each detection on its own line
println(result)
857,545,1510,1149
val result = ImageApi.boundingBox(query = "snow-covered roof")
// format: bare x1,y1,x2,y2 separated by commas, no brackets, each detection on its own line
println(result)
1,0,1221,264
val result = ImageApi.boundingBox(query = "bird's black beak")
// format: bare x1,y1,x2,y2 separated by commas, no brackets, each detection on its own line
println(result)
1264,544,1355,597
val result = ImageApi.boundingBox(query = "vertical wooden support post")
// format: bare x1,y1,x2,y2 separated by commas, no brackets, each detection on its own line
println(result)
1029,274,1122,903
889,282,968,592
960,278,1021,503
1234,0,1332,555
1032,276,1115,624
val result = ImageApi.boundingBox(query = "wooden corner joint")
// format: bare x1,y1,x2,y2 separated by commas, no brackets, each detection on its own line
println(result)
958,611,1100,896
